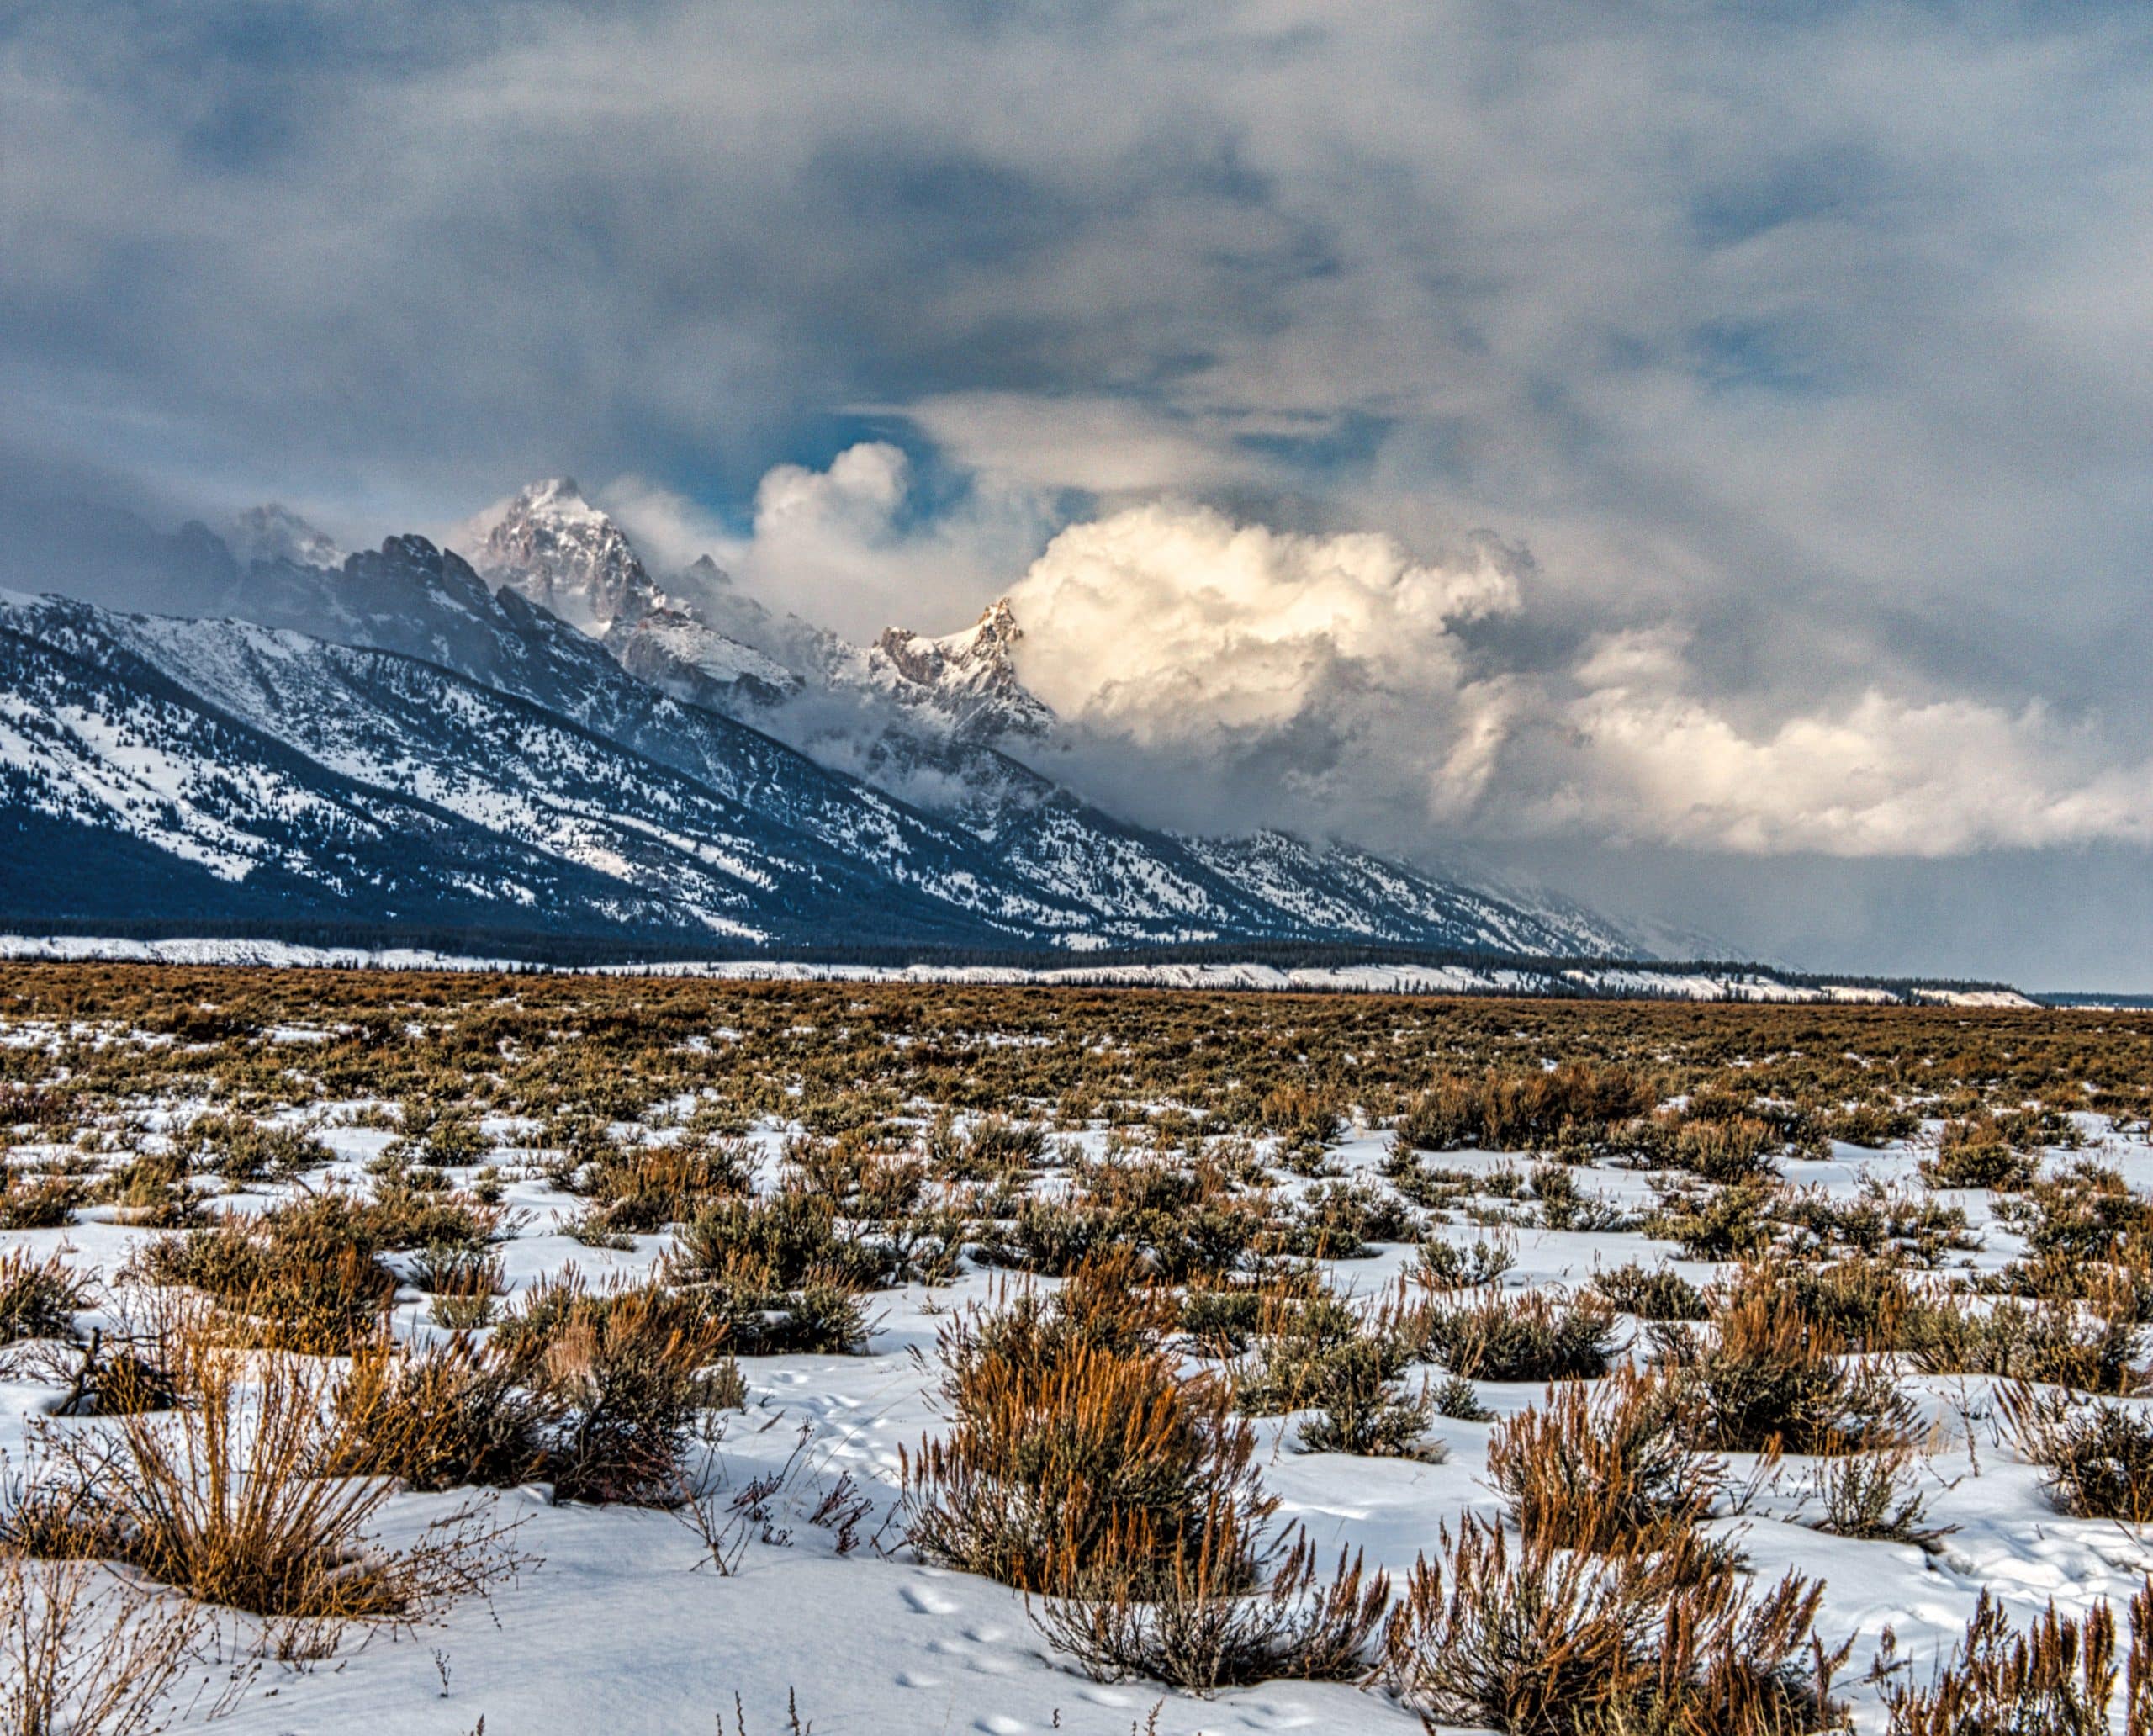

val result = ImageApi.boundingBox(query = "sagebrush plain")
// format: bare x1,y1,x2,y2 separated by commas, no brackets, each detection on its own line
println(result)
3,964,2150,1734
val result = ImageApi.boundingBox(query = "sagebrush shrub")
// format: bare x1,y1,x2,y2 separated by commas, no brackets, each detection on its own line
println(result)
0,1551,209,1736
1291,1336,1438,1459
1644,1177,1779,1261
1031,1515,1389,1696
1875,1585,2153,1736
1419,1236,1516,1289
495,1273,738,1505
38,1289,196,1417
1180,1275,1312,1357
0,1163,83,1229
668,1189,885,1353
330,1335,562,1493
172,1112,330,1184
93,1152,202,1227
9,1345,520,1636
903,1290,1271,1596
138,1184,507,1353
1767,1255,1914,1352
1805,1440,1944,1547
1256,1082,1341,1153
671,1189,888,1291
1919,1119,2036,1190
1486,1366,1722,1557
1902,1291,2144,1395
1429,1373,1494,1421
1414,1286,1621,1384
562,1135,753,1232
1674,1115,1780,1183
1048,1249,1180,1358
0,1248,88,1342
1822,1102,1918,1148
1230,1289,1363,1416
1381,1514,1846,1736
137,1211,398,1355
955,1114,1049,1174
1783,1178,1976,1267
2003,1384,2153,1523
981,1157,1264,1282
1396,1065,1658,1155
1590,1260,1707,1321
1653,1271,1911,1456
2020,1162,2153,1267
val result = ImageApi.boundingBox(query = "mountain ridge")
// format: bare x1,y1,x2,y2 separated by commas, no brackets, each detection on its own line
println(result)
0,489,1653,960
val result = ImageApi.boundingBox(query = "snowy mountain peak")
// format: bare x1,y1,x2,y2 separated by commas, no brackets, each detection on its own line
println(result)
606,603,803,712
472,478,658,635
227,504,342,570
872,598,1053,743
521,475,606,525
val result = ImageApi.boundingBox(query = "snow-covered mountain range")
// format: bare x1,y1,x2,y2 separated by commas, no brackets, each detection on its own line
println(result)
0,482,1646,959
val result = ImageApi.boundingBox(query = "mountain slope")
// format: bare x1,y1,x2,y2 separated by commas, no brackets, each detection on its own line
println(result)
1177,831,1635,955
472,479,798,713
3,493,1656,961
0,610,702,938
447,482,1645,955
172,537,1172,939
0,593,1104,947
470,477,657,633
454,495,1659,956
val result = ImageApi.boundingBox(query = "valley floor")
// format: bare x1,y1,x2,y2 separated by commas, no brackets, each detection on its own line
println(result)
0,970,2146,1733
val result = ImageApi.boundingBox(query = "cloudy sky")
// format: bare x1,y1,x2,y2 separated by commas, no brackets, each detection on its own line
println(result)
5,3,2150,986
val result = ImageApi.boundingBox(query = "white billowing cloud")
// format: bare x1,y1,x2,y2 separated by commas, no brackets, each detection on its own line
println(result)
1011,502,1517,733
1562,677,2153,858
603,444,1054,641
1003,500,1532,831
995,500,2153,859
753,442,911,546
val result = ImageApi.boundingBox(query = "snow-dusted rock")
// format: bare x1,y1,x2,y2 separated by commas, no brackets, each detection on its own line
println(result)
865,598,1055,744
472,477,663,635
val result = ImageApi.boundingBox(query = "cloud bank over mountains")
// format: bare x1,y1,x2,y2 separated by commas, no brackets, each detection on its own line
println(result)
595,444,2153,869
1010,503,2153,862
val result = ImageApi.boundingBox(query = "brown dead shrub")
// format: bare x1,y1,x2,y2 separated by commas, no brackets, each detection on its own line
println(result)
1381,1513,1848,1736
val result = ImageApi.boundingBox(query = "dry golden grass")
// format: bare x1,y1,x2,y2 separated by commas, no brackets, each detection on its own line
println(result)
1382,1513,1848,1736
9,1341,525,1653
1873,1585,2153,1736
903,1281,1269,1598
1486,1366,1722,1558
0,1551,212,1736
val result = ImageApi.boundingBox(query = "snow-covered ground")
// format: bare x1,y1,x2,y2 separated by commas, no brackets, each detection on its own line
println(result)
0,1007,2137,1733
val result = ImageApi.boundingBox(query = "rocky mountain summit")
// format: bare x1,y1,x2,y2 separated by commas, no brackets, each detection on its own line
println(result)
472,477,658,634
867,600,1055,744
